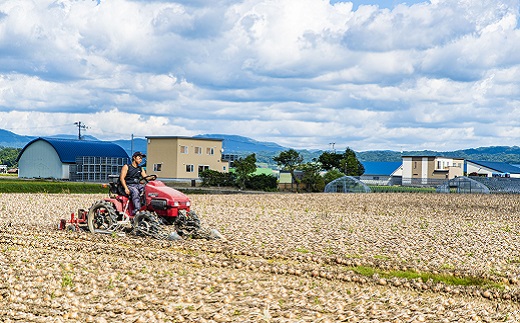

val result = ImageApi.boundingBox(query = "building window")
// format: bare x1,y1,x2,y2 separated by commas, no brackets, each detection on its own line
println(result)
195,147,202,155
186,164,194,172
153,163,162,172
206,147,214,155
414,162,417,169
180,146,188,154
198,165,209,173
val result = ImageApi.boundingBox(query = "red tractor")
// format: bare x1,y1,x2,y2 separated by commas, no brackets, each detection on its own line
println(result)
59,175,221,240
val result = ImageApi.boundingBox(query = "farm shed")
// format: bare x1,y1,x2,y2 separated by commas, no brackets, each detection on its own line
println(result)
359,161,402,186
466,160,520,178
17,137,129,181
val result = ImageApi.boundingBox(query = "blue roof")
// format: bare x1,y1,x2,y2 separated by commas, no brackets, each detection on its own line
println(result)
361,161,402,176
468,160,520,174
17,137,129,163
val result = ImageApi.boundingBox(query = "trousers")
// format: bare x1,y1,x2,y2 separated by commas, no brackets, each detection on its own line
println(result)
128,183,144,215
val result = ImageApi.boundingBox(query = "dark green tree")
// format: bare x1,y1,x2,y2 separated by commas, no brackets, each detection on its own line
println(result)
300,162,325,192
340,148,365,176
317,151,343,171
273,149,304,191
317,148,364,176
233,153,257,189
323,169,345,184
0,147,21,168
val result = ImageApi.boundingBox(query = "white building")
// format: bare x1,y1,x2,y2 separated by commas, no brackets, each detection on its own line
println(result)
466,160,520,178
17,137,129,180
402,155,464,186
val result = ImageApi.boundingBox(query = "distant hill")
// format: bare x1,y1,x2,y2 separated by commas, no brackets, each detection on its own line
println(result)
0,129,35,148
194,134,286,153
3,128,520,164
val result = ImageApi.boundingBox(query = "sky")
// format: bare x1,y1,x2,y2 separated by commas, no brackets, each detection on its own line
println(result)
0,0,519,152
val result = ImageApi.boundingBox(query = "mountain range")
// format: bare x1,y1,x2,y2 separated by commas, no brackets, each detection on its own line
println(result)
2,128,520,164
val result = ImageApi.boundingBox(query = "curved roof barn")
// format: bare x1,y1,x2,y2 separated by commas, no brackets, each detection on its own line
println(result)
17,137,129,179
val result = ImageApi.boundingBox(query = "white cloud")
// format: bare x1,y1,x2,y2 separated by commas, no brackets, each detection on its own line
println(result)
0,0,519,152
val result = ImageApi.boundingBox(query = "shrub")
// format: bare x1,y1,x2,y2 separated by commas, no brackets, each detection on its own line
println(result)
245,174,278,191
199,169,236,187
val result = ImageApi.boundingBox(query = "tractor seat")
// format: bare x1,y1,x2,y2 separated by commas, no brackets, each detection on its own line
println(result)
109,180,128,197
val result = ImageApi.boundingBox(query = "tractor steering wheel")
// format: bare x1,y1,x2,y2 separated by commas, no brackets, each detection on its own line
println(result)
140,174,157,184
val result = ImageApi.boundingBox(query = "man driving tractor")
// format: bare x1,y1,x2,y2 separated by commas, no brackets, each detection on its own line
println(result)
120,151,148,215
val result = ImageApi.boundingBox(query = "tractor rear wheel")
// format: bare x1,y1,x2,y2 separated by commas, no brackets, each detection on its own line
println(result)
87,200,117,233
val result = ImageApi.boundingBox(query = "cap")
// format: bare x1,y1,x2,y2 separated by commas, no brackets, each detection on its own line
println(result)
132,151,146,158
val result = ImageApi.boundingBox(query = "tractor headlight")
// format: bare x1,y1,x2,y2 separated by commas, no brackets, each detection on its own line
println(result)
173,201,179,207
186,201,191,207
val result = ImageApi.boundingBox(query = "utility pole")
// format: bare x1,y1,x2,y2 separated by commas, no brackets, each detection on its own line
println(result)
329,142,336,152
131,134,134,157
74,121,87,140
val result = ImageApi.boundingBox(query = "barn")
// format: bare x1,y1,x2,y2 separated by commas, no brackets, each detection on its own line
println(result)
17,137,129,181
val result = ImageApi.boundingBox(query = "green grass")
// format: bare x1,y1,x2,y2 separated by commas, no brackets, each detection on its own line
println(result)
349,265,504,289
0,178,108,194
369,185,437,193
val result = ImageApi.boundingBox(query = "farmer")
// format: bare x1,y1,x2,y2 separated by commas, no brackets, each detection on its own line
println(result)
120,151,148,215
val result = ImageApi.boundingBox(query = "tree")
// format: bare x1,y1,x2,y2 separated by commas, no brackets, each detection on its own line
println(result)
300,162,325,192
233,153,257,189
273,149,303,191
317,151,343,171
341,148,365,176
323,169,345,184
0,147,21,168
317,148,364,176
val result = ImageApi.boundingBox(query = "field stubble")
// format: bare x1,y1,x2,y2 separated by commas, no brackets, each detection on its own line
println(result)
2,192,520,322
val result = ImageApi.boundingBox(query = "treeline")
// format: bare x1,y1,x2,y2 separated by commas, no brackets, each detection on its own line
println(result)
242,147,520,165
200,148,364,192
0,146,20,168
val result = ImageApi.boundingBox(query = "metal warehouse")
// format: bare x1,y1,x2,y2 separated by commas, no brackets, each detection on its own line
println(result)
17,137,129,181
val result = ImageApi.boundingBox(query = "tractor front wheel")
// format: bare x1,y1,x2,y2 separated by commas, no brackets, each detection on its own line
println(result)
133,211,170,240
87,200,117,233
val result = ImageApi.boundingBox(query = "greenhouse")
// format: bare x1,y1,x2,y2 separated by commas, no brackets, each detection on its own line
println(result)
436,176,490,194
324,176,372,193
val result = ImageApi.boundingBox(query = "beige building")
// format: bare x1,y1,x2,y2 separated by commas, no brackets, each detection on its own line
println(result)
146,136,228,179
402,156,464,186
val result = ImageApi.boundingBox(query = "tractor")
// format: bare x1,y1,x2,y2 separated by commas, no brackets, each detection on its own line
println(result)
59,175,222,240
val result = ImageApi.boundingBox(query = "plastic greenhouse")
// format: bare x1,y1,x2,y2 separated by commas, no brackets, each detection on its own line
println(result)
436,176,490,194
324,176,372,193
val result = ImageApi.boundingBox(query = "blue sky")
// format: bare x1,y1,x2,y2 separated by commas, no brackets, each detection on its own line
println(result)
331,0,428,10
0,0,519,152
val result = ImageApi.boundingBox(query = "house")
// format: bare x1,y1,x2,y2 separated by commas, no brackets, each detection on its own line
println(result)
359,161,403,186
145,136,228,180
466,160,520,178
17,137,129,181
401,155,464,186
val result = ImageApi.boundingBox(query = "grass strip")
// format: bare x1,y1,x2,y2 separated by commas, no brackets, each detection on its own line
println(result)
0,179,108,194
349,265,504,290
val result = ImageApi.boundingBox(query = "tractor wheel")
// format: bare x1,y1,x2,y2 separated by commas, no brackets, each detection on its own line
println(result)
133,211,169,240
87,200,117,233
176,211,223,240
